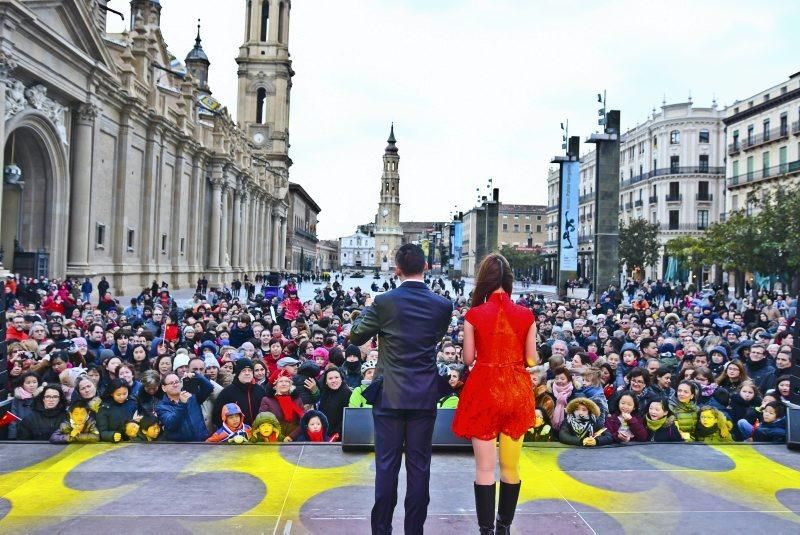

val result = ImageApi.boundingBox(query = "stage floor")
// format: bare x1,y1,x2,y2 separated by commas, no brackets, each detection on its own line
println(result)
0,443,798,534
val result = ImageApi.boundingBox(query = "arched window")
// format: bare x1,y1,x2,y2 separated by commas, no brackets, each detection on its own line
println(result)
260,1,269,42
278,2,285,44
256,88,267,124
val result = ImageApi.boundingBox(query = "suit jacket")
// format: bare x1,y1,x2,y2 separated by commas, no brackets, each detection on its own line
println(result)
350,280,452,410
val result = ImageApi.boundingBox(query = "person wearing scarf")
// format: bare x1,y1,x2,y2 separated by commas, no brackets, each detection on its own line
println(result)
670,381,699,441
259,370,305,441
694,406,733,443
549,366,574,431
557,398,612,447
295,409,335,442
206,403,253,444
644,398,684,442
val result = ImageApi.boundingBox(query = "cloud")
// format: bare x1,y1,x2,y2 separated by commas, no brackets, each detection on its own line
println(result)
106,0,799,239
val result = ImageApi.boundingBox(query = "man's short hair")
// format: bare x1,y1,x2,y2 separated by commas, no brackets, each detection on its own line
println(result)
395,244,425,276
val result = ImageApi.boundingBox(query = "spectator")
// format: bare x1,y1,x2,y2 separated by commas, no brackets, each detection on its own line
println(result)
212,358,265,427
96,379,137,443
18,386,67,441
157,372,213,442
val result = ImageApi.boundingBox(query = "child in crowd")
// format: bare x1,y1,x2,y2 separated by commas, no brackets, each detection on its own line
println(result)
207,403,252,444
250,412,283,443
605,391,647,443
295,410,337,443
50,401,100,444
134,415,162,442
737,401,787,443
558,398,612,447
729,380,761,440
524,408,553,442
123,420,140,442
645,398,684,442
694,406,733,443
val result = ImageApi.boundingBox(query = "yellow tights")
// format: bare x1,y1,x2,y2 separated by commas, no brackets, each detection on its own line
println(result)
472,433,524,485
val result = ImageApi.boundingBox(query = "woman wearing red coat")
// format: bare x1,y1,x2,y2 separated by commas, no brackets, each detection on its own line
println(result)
452,253,538,535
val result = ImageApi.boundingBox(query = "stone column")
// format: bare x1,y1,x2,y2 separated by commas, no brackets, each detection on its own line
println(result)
264,202,273,270
67,102,100,272
240,190,250,273
231,184,241,271
0,52,17,274
279,216,288,271
207,172,223,269
187,155,202,271
270,211,280,271
219,183,229,269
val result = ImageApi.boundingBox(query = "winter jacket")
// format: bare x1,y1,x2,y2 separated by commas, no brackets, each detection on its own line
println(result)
746,360,776,394
752,418,787,442
18,406,67,441
348,384,373,408
670,400,698,441
605,413,648,443
646,416,684,442
50,417,100,444
229,326,254,348
437,394,459,409
8,395,35,440
206,404,253,443
729,393,761,424
212,378,266,427
558,420,613,447
574,386,609,426
96,398,137,442
157,374,214,442
259,392,305,439
294,409,335,442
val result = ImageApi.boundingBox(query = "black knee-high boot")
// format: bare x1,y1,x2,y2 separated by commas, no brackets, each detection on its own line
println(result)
495,480,521,534
474,482,496,534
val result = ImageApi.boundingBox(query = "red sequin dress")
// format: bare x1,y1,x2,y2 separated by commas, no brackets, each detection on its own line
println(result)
452,292,535,440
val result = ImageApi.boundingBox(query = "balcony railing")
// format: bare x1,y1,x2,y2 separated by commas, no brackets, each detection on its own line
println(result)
741,126,790,151
620,166,724,189
578,235,593,244
295,228,319,242
648,195,658,204
624,202,633,210
579,193,594,204
665,194,683,202
544,240,558,246
659,223,709,232
696,193,713,202
793,121,800,135
728,141,741,154
634,199,643,207
727,160,800,188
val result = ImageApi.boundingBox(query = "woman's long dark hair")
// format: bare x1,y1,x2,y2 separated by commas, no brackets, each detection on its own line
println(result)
470,253,513,308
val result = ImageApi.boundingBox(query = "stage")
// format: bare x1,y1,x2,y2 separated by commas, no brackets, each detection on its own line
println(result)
0,443,798,534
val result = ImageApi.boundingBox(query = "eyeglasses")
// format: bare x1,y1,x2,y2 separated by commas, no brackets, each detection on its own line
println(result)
163,380,181,387
630,379,646,385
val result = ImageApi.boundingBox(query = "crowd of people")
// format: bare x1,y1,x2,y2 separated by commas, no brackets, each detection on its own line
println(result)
1,269,797,446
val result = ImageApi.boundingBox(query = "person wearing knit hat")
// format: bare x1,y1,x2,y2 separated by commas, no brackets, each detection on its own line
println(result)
211,357,266,428
239,341,256,359
173,353,191,375
342,345,363,389
312,347,329,368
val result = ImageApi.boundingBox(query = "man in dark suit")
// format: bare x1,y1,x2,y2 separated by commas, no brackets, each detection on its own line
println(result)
350,244,453,535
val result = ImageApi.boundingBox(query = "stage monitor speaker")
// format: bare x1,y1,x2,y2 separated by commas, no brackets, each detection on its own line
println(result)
341,407,471,452
787,408,800,450
789,320,800,406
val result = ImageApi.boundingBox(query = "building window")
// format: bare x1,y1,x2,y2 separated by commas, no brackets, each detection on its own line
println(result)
502,223,508,231
699,130,710,143
161,234,167,254
126,228,135,252
697,210,709,230
260,0,270,41
732,130,739,150
747,125,754,145
525,224,531,231
699,154,709,172
670,156,680,173
670,130,680,144
669,210,679,230
513,224,520,232
698,181,709,200
746,156,754,180
536,225,542,232
779,146,788,172
537,215,542,220
669,181,679,200
762,151,770,176
180,237,185,255
653,135,657,148
780,114,788,136
732,160,739,179
732,195,739,211
95,223,106,249
763,119,770,142
256,88,268,124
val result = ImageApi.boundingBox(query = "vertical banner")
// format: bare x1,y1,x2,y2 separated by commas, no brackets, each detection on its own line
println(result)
559,160,579,272
452,222,463,269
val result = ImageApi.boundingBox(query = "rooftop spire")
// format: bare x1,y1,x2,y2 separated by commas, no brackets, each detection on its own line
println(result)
385,123,398,154
185,18,209,64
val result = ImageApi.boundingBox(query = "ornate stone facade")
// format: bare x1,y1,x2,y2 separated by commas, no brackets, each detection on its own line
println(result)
0,0,295,295
373,125,403,271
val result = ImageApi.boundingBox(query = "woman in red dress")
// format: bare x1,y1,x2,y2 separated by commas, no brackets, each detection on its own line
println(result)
452,253,538,535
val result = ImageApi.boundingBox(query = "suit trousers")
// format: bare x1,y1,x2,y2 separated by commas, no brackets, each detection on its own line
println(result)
371,400,437,535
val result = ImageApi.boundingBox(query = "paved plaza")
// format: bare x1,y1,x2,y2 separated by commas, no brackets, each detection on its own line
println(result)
0,443,797,534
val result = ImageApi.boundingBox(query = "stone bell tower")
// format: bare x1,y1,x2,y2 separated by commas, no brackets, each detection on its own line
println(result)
236,0,293,173
374,125,403,271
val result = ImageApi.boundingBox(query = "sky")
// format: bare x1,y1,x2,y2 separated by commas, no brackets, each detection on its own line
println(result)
107,0,800,240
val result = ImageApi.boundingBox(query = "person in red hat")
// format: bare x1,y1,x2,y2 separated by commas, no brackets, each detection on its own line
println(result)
259,369,305,441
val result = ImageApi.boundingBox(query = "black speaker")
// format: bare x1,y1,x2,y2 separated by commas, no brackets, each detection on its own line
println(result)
787,408,800,450
789,319,800,406
341,408,471,452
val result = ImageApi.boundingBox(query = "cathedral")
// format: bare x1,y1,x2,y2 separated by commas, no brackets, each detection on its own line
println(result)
373,125,403,270
0,0,295,295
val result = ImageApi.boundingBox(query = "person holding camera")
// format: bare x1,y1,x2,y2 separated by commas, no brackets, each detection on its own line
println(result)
156,370,213,442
